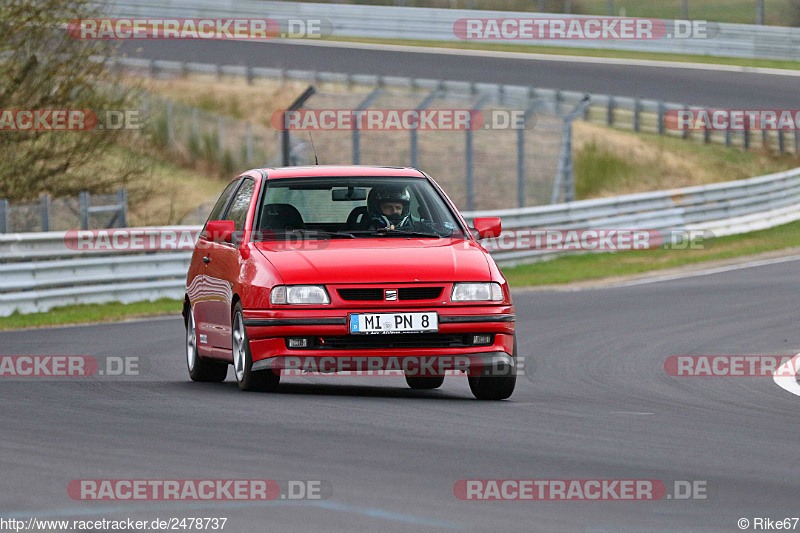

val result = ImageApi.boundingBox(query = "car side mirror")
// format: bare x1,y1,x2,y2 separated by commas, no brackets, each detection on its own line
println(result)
206,220,235,243
472,217,501,239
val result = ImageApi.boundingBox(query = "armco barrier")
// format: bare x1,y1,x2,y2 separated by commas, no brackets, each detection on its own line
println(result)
96,0,800,61
1,168,799,316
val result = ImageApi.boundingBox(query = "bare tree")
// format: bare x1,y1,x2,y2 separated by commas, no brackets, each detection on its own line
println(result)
0,0,145,201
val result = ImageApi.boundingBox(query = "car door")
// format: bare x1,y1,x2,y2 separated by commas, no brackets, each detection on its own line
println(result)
192,178,241,352
204,177,256,351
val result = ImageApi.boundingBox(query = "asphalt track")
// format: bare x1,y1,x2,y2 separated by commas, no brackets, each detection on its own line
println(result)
1,258,798,532
119,40,800,108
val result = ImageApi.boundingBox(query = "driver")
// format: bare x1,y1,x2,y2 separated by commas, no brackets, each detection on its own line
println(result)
367,184,413,230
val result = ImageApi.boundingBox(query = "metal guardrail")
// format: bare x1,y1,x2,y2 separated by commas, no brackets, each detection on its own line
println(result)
99,1,800,61
1,169,799,316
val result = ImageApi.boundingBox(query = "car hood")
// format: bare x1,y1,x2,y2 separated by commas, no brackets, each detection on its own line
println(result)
253,238,491,284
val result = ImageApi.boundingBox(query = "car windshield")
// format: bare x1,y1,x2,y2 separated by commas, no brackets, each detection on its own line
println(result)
252,177,467,240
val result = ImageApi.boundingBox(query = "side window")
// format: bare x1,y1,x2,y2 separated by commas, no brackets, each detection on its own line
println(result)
205,180,241,226
224,179,255,231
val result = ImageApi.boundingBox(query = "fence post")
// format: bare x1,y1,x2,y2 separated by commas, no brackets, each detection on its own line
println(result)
606,0,614,16
117,189,128,228
606,96,615,126
246,122,253,165
725,129,732,147
795,131,799,155
762,129,769,151
411,90,440,168
680,0,688,19
79,191,90,230
218,116,224,153
583,93,591,121
682,106,690,139
0,199,7,234
777,130,785,154
756,0,765,24
657,102,665,135
166,100,174,145
633,99,641,132
40,193,50,232
743,128,751,151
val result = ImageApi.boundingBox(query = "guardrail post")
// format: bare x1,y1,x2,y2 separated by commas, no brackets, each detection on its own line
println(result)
778,130,785,154
554,89,562,116
117,189,127,228
246,66,254,85
633,99,641,132
606,96,615,126
0,199,7,234
149,59,157,77
743,128,751,151
762,129,769,151
657,102,665,135
216,64,223,81
725,129,732,147
40,193,50,232
704,126,711,144
79,191,90,230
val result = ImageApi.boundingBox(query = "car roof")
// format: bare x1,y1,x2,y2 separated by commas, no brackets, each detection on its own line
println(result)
259,166,427,179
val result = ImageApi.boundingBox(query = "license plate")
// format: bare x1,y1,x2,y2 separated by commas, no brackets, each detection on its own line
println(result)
349,312,438,334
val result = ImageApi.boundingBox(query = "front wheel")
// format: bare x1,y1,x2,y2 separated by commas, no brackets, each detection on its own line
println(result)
186,306,227,382
232,303,280,392
468,339,517,400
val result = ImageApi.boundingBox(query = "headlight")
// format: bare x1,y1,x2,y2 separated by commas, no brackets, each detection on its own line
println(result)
270,285,330,305
451,282,503,302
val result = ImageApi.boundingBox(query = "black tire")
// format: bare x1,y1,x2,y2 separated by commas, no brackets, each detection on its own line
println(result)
232,302,280,392
405,374,445,390
467,338,517,401
186,305,228,382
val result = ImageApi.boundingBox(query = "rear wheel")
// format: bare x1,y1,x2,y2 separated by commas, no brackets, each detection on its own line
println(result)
468,338,517,401
186,306,227,382
232,303,280,392
405,374,445,390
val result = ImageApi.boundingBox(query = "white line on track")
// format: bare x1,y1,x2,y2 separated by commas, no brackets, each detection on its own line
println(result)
773,353,800,397
607,254,800,289
275,38,800,77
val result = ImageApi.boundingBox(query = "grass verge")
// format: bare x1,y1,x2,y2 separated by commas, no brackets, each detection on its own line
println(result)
0,298,182,331
503,219,800,286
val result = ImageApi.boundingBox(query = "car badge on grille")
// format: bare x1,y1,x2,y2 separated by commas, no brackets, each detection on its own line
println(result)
385,289,397,301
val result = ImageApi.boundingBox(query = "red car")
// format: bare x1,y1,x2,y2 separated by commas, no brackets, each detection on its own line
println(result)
183,166,516,400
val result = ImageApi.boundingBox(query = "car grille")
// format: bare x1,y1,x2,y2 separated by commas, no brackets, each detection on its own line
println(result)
318,333,480,350
337,287,443,301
